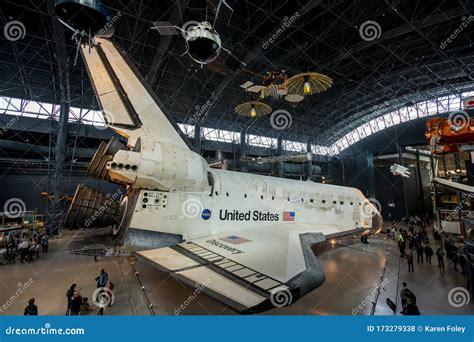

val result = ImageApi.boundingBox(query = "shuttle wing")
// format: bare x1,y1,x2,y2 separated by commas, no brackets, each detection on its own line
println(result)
136,223,370,313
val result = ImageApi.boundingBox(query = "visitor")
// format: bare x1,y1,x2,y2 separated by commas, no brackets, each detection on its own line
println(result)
34,242,40,259
69,291,83,316
458,250,467,275
406,250,414,273
24,298,38,315
66,284,77,315
28,240,35,262
400,282,416,314
416,244,424,263
97,294,107,316
436,246,445,269
424,244,433,263
41,235,49,253
452,249,460,272
398,239,406,258
404,298,421,315
18,239,29,263
408,236,415,250
95,269,109,288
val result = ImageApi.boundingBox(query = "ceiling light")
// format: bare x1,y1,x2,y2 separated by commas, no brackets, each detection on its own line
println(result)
303,76,312,95
303,81,311,95
234,101,272,118
250,105,257,118
286,72,333,97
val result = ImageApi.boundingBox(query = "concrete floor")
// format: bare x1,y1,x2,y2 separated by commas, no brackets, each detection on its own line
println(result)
0,227,472,316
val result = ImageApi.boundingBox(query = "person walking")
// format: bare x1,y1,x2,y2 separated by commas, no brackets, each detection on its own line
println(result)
452,249,460,272
27,240,35,262
69,291,82,316
24,298,38,315
458,250,467,275
95,269,109,288
106,281,114,304
97,294,107,315
34,242,40,259
66,284,77,315
97,281,114,315
424,244,433,263
18,240,29,263
433,230,440,242
41,235,49,253
398,239,406,258
400,282,416,314
408,236,415,250
416,244,424,263
404,298,421,315
437,247,445,269
406,250,415,273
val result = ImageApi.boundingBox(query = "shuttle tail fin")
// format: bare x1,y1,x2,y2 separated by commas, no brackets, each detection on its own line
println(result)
81,38,191,150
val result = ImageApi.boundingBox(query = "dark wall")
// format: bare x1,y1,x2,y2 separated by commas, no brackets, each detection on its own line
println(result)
373,165,407,220
343,152,376,198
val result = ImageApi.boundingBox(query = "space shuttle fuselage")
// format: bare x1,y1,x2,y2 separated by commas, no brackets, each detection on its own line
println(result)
102,120,379,245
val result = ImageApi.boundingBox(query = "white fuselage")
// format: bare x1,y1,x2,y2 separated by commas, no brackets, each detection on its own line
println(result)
83,37,378,244
126,166,374,241
105,132,376,242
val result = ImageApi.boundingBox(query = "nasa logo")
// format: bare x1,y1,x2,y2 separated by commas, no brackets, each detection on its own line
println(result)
201,209,212,220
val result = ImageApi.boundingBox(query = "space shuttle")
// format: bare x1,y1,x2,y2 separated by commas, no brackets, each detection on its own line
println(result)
65,38,383,314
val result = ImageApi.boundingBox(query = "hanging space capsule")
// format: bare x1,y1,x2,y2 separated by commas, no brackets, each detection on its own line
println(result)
54,0,115,38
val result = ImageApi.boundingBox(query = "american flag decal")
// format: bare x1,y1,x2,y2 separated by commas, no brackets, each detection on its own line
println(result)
220,235,251,245
283,211,295,221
